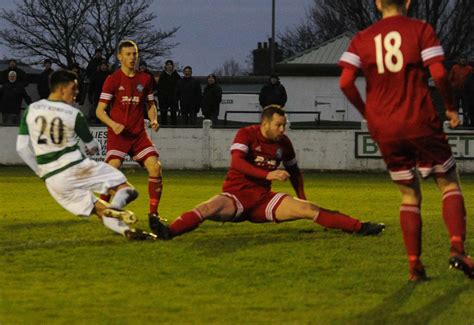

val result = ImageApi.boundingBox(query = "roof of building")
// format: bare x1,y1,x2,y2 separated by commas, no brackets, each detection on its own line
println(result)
280,33,352,65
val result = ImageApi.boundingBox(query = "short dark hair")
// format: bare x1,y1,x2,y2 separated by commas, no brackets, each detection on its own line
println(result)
165,59,174,65
49,70,77,92
183,66,192,71
261,105,285,121
118,40,137,52
382,0,405,7
43,59,52,65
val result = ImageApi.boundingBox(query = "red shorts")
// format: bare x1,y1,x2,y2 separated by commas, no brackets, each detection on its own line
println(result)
377,132,455,184
105,131,159,164
221,188,289,223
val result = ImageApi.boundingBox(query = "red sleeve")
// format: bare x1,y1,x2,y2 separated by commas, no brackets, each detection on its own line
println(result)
99,75,115,104
420,23,444,67
229,128,269,179
230,150,269,179
429,62,455,111
339,67,365,116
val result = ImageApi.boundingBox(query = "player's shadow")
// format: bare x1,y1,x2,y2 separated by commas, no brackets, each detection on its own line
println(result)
349,284,467,324
187,226,348,256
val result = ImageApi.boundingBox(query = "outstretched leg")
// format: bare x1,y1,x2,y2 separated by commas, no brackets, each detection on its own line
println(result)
274,196,384,235
150,194,236,239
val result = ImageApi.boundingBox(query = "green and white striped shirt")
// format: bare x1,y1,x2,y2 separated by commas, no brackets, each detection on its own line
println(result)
18,99,94,179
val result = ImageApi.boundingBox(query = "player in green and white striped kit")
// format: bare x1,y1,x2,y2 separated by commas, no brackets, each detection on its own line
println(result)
16,69,156,240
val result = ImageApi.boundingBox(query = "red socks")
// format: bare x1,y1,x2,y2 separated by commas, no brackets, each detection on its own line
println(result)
169,210,203,236
314,208,362,233
100,194,111,202
400,204,423,271
148,176,163,215
442,189,466,255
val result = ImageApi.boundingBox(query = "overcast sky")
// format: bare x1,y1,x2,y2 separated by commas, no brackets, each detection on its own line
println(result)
0,0,312,75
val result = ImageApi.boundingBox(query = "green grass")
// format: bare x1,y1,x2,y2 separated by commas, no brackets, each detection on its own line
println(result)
1,167,473,324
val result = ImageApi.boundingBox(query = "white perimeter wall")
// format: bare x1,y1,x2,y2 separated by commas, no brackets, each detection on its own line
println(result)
2,121,474,172
280,76,366,122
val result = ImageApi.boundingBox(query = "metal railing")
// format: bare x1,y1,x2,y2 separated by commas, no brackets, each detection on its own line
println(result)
223,110,321,125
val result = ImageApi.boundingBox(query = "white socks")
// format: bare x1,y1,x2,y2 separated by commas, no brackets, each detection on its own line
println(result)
102,216,130,236
109,188,133,209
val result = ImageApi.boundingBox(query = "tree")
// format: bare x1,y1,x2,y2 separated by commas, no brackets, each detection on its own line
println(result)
0,0,178,68
213,58,247,77
279,0,474,60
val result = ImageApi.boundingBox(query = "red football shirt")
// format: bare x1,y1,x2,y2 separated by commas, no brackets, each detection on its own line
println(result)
99,69,155,136
223,125,297,192
339,15,445,141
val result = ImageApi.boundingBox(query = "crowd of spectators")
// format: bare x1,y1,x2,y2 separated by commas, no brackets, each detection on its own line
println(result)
1,51,472,127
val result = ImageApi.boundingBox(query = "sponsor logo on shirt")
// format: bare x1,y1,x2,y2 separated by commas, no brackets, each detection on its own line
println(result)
121,96,140,105
254,155,277,169
118,85,125,91
255,145,262,152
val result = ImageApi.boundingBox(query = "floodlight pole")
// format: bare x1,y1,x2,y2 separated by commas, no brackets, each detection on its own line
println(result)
270,0,276,73
114,0,120,68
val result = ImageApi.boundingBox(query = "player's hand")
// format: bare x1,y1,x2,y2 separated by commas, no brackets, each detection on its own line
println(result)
445,110,460,129
266,170,290,182
150,119,159,132
112,122,125,135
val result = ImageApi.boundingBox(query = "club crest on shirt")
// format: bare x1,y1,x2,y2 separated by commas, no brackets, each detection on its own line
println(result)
136,84,144,92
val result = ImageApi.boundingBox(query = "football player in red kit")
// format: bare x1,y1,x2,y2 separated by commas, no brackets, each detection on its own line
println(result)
96,40,164,223
150,105,385,240
339,0,473,281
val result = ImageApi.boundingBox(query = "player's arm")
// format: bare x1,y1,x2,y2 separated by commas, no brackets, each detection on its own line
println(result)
75,112,100,155
429,62,459,128
145,81,159,131
285,163,306,200
95,76,124,135
339,67,365,117
282,138,306,199
16,108,39,175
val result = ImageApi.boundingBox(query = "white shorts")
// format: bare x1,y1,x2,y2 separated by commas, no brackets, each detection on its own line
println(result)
45,158,127,216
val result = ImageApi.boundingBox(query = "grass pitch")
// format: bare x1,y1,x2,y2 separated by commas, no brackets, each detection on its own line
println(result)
1,167,473,324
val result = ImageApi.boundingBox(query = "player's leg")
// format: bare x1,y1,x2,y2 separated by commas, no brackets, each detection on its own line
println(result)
434,169,473,278
273,196,384,235
150,194,236,239
143,155,163,217
394,178,427,281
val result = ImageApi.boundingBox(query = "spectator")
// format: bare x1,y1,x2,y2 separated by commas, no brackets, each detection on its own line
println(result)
157,59,180,125
85,48,104,81
259,73,287,108
0,71,32,125
449,54,472,118
37,59,54,99
176,66,201,125
89,60,111,108
1,58,28,86
70,64,86,106
201,74,222,125
139,60,157,93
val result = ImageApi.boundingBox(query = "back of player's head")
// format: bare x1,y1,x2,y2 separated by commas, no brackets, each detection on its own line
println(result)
261,105,285,121
118,40,137,53
49,70,77,92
